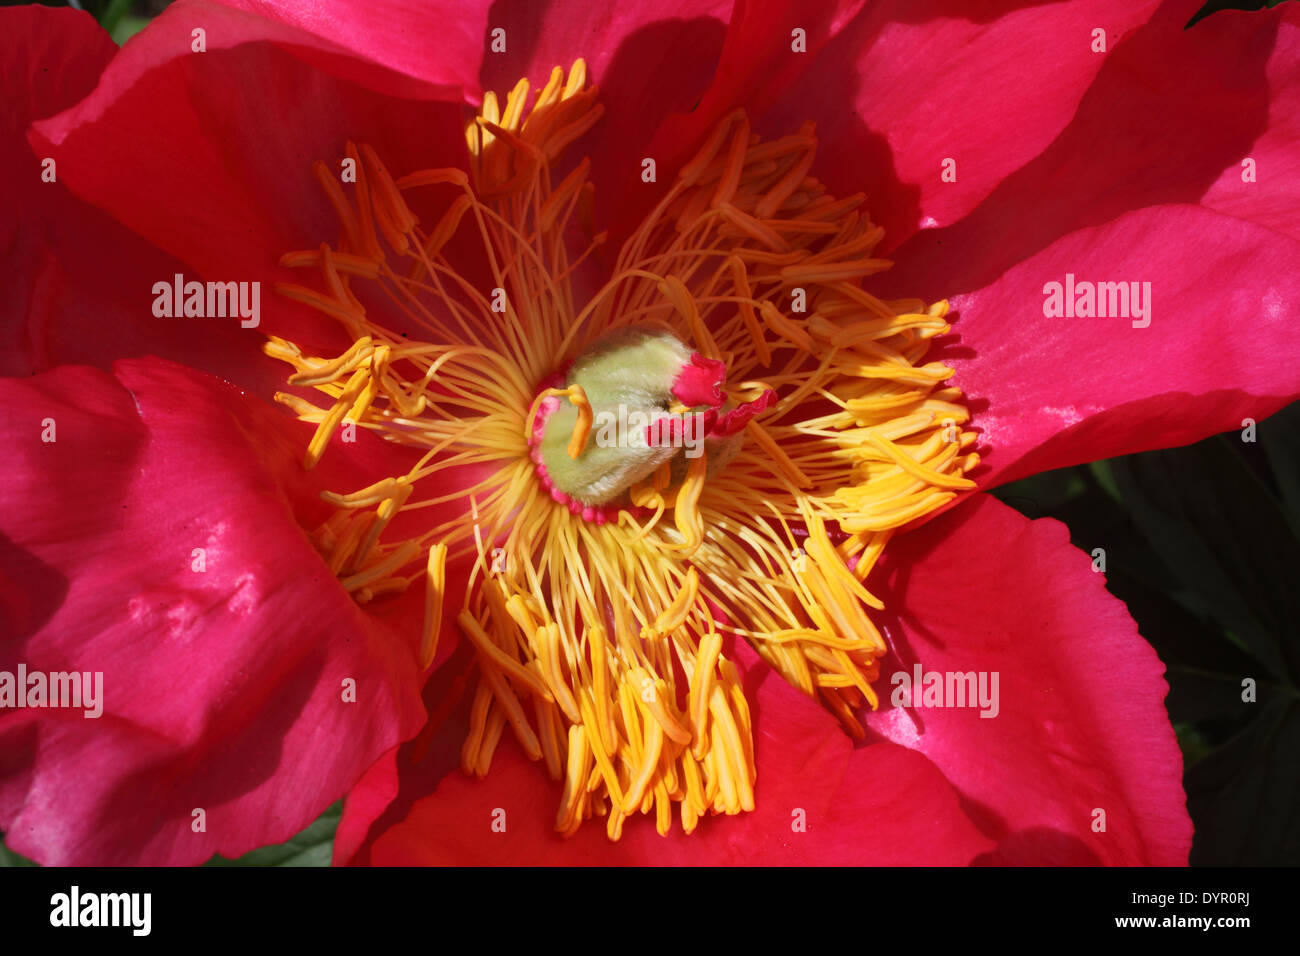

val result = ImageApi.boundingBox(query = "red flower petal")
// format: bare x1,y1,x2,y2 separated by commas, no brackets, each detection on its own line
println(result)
476,0,730,98
761,0,1160,251
212,0,491,96
0,6,114,160
867,494,1192,866
937,205,1300,487
29,0,478,353
0,5,278,394
0,358,427,865
881,1,1297,298
1200,11,1300,241
332,748,400,866
485,0,731,243
478,0,731,167
612,0,864,241
338,640,993,865
2,3,112,375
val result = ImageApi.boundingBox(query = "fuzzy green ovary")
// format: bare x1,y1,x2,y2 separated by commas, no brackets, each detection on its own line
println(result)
539,328,694,505
566,328,694,407
539,402,679,504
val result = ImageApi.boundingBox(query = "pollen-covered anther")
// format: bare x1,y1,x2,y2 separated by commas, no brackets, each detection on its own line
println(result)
265,58,981,839
468,59,605,197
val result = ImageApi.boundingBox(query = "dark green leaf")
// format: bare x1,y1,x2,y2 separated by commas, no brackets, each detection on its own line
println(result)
98,0,132,34
990,468,1086,519
1186,0,1296,29
1187,700,1300,864
0,836,38,867
1104,438,1300,683
1259,401,1300,538
204,802,341,867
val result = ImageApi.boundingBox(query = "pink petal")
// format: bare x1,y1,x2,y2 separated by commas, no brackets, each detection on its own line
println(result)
617,0,865,240
881,1,1297,297
29,0,479,353
935,205,1300,487
0,358,427,865
477,0,730,110
761,0,1160,251
867,494,1192,865
0,5,278,394
1200,11,1300,241
0,6,114,153
333,748,400,866
212,0,491,96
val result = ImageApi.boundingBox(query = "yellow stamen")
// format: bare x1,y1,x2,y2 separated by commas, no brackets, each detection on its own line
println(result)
524,384,594,459
642,567,699,639
419,543,448,668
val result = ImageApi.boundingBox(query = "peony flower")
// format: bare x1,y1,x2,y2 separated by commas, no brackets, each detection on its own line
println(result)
5,0,1298,865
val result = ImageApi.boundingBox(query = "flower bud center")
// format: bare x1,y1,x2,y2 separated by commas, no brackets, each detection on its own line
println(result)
526,327,775,523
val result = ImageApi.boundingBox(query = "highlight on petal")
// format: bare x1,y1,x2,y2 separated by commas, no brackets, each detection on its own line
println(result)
866,494,1192,866
211,0,492,96
0,358,426,865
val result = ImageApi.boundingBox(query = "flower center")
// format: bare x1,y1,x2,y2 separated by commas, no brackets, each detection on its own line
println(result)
525,328,777,524
265,60,980,839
